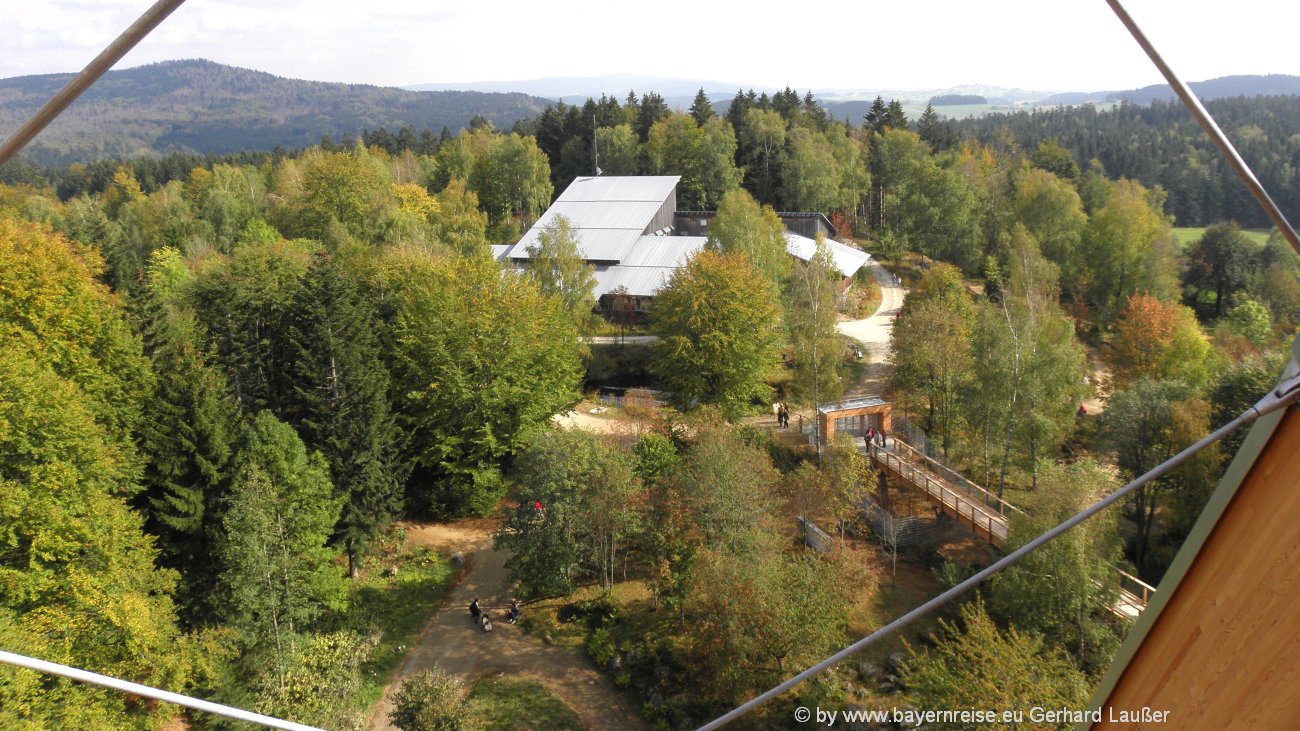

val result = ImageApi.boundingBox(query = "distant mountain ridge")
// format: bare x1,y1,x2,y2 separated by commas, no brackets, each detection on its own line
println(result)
1042,74,1300,105
6,61,1300,169
0,59,553,167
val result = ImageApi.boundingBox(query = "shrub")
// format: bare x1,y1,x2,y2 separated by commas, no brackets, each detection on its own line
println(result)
390,669,484,731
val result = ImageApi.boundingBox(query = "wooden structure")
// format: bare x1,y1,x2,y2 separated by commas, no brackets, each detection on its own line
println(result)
865,440,1014,545
859,438,1154,614
817,396,892,445
1085,349,1300,730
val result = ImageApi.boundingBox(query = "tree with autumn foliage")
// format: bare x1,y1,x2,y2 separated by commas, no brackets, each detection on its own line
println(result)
0,218,192,727
904,600,1089,728
1106,293,1216,392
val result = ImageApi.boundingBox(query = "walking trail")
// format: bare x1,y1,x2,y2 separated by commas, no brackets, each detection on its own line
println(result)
365,522,646,731
837,261,907,394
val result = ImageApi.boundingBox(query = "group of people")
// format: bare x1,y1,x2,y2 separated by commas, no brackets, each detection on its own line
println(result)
773,402,790,429
469,598,521,633
865,425,887,448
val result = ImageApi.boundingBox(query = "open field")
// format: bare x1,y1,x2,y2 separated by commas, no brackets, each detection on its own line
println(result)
1172,226,1272,248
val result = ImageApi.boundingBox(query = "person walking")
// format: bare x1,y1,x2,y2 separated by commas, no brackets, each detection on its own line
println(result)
470,598,481,623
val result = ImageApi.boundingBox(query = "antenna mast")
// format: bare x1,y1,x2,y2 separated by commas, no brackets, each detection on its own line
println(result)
593,112,601,176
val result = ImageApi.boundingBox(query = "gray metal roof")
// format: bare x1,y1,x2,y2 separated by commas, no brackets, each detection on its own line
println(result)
817,396,888,414
593,264,679,298
785,233,872,278
589,236,708,297
511,227,643,262
556,175,680,203
619,236,707,268
489,244,512,262
514,176,681,262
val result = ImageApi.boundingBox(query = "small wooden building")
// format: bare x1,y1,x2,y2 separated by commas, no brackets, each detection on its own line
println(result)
817,396,892,444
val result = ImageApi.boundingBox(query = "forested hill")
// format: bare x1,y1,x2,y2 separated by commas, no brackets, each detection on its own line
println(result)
0,59,552,167
953,96,1300,228
1115,74,1300,104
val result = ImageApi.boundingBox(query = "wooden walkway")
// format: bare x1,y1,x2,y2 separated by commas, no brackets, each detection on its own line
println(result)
865,440,1018,545
862,438,1154,615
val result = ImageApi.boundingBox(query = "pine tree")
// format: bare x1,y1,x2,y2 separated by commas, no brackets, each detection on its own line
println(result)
138,277,240,618
916,104,957,151
886,99,909,131
636,92,670,141
725,89,753,133
286,251,404,577
864,96,888,134
689,88,715,125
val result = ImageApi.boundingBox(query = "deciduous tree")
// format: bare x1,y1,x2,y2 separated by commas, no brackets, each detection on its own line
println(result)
651,251,782,419
904,600,1090,728
705,188,790,288
388,249,583,515
525,213,598,335
221,411,346,690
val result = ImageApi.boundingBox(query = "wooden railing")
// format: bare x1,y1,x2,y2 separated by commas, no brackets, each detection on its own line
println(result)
885,439,1025,517
865,441,1009,544
863,437,1154,614
1115,567,1157,608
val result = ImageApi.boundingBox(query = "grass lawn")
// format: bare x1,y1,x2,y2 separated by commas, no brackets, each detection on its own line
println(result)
1172,226,1272,248
339,543,456,717
469,674,583,731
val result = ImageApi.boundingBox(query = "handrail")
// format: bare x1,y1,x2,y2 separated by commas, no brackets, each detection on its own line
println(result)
883,438,1025,516
864,441,1008,543
1115,567,1156,605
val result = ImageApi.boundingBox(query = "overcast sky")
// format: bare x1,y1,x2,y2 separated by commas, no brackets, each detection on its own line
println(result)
5,0,1299,93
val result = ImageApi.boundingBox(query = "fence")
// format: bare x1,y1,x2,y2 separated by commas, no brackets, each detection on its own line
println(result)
860,496,945,547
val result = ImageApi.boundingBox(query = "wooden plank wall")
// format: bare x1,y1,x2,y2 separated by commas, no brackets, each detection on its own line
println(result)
1092,405,1300,730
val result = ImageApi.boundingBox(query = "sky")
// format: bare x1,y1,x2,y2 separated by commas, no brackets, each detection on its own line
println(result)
4,0,1300,94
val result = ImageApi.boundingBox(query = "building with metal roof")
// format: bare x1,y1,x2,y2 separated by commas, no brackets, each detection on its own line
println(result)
500,175,872,321
507,175,680,263
785,232,872,280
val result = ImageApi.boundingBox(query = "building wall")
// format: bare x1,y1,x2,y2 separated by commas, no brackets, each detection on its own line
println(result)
672,212,713,237
780,214,834,240
646,189,677,234
1091,404,1300,730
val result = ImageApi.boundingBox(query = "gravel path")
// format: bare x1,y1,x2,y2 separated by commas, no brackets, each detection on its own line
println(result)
366,523,645,731
837,261,906,395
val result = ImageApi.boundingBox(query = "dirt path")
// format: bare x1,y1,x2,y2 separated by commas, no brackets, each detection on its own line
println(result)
551,408,627,434
838,261,907,396
366,522,645,731
1082,357,1111,415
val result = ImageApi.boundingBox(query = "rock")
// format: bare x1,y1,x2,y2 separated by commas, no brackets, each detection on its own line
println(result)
885,651,907,675
856,661,880,682
449,552,465,568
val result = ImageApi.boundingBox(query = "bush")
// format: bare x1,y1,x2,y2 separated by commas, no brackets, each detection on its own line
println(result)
390,669,484,731
256,631,379,729
557,595,621,630
585,626,621,668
